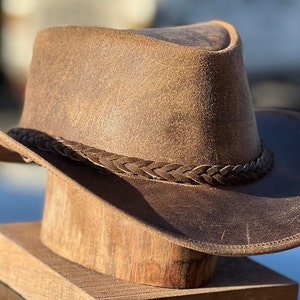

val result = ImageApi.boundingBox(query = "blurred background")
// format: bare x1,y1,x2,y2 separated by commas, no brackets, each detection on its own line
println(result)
0,0,299,297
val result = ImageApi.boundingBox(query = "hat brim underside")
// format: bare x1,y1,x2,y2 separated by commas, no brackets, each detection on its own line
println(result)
0,110,299,256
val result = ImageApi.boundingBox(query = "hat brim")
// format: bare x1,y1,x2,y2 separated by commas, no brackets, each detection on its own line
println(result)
0,109,299,256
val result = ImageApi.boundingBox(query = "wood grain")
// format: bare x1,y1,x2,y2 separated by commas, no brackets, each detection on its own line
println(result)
0,222,298,299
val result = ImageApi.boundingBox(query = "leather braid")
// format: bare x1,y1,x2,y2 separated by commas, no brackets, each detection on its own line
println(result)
8,128,274,186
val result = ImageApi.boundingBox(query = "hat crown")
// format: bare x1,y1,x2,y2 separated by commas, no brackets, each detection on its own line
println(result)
21,21,260,166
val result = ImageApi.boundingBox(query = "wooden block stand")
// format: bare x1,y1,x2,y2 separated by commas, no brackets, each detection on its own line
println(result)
0,222,298,300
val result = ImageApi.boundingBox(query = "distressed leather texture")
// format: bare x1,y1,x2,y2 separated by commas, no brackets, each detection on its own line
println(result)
21,21,260,166
0,21,299,255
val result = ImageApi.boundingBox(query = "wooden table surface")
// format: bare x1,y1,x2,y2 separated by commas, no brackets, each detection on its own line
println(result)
0,222,298,299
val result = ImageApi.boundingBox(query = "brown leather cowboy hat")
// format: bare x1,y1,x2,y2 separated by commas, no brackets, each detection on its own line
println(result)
0,20,299,256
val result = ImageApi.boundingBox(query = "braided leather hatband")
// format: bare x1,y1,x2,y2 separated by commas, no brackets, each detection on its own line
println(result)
8,128,274,186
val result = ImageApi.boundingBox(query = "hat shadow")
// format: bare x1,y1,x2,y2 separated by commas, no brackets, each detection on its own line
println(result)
226,166,300,198
42,149,184,237
228,114,300,198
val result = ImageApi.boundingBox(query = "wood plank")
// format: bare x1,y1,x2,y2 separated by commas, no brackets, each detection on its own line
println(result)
0,222,298,299
0,282,24,300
